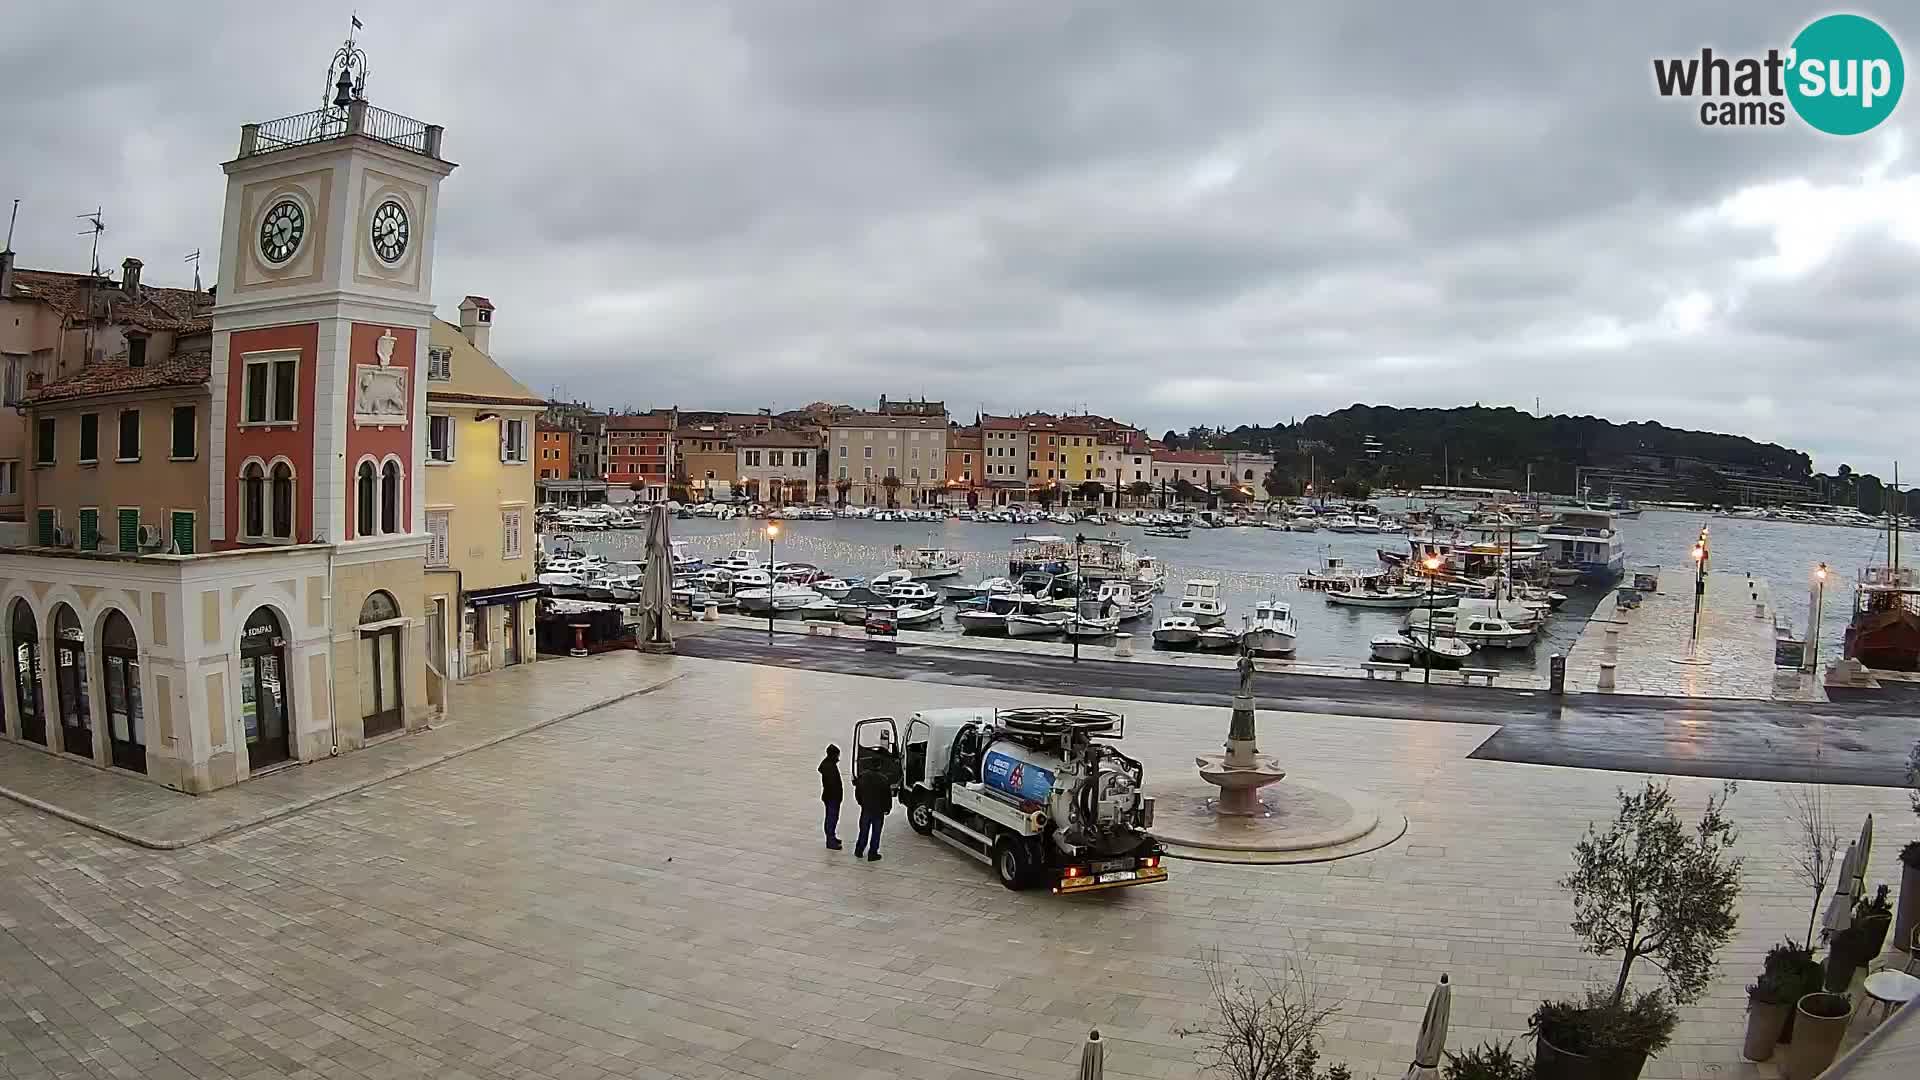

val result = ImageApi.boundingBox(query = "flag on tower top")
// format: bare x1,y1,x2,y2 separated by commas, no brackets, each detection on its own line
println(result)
352,14,363,29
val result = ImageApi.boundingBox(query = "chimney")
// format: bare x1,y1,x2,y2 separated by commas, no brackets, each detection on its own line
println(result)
458,295,494,353
121,257,143,299
0,250,13,299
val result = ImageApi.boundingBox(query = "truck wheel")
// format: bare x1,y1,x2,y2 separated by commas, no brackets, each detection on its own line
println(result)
992,836,1032,891
907,796,935,836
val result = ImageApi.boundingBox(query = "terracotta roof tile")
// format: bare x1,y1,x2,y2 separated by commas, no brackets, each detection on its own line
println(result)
830,410,945,429
26,350,210,405
735,429,820,449
605,414,674,431
9,269,214,332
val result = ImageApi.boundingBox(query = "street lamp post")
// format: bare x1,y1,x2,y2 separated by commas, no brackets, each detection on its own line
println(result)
1422,554,1443,684
1681,524,1710,663
765,522,780,644
1072,532,1085,664
1805,562,1828,674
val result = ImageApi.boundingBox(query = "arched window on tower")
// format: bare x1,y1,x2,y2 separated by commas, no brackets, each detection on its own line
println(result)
241,461,266,539
380,460,402,534
270,462,294,540
356,461,377,537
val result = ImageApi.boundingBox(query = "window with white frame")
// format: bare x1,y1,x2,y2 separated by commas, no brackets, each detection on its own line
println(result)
769,450,783,467
501,509,523,559
242,354,298,424
863,445,871,459
744,450,760,467
428,414,455,462
499,418,528,462
2,353,24,407
426,511,450,567
427,346,452,381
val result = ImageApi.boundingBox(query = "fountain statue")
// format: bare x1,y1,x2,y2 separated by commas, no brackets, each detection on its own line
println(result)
1194,645,1287,815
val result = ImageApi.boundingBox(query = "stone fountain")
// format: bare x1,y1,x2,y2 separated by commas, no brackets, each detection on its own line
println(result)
1152,644,1408,864
1193,647,1287,814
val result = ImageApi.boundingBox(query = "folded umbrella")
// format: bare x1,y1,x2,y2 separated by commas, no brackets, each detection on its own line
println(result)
1404,974,1451,1080
1077,1029,1103,1080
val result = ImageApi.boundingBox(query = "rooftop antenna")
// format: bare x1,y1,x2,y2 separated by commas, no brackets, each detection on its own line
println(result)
76,207,105,276
183,249,202,291
4,198,18,250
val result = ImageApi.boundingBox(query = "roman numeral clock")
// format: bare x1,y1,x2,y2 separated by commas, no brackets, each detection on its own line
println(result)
369,199,409,264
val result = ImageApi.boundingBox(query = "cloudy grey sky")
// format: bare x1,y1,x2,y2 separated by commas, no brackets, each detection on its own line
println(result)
6,3,1915,471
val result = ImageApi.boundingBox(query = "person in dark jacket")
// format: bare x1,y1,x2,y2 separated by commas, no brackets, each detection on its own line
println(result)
819,745,844,850
852,756,894,861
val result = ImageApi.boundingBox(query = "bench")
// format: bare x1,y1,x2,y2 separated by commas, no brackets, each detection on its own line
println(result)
806,623,839,637
1362,661,1410,680
1460,667,1500,686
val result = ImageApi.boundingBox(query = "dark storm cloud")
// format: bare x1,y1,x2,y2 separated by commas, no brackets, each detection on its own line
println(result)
4,1,1917,467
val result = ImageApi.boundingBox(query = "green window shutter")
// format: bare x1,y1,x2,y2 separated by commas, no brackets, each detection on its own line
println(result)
78,508,98,550
118,509,140,552
170,511,194,555
36,509,54,545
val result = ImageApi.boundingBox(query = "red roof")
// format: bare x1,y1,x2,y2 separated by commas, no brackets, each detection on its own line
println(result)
736,429,820,449
27,350,210,405
462,295,495,310
9,268,214,333
1153,449,1227,465
979,412,1104,435
828,411,945,429
605,414,673,431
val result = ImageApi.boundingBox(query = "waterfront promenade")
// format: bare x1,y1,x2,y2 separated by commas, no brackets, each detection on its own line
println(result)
0,650,1914,1080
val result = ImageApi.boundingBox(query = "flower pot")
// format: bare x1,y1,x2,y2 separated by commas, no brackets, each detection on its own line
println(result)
1533,1031,1599,1080
1858,911,1892,958
1534,1033,1647,1080
1898,862,1920,953
1742,997,1791,1061
1784,993,1853,1080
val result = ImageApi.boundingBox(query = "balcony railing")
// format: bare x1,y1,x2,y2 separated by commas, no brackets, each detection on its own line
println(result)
240,101,443,159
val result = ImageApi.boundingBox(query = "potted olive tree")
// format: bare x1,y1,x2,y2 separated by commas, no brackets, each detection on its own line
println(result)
1444,1040,1534,1080
1532,781,1741,1080
1741,942,1820,1061
1823,886,1894,991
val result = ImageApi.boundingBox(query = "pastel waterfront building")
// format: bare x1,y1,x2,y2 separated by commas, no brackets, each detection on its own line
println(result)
423,314,542,684
0,42,452,790
828,405,949,507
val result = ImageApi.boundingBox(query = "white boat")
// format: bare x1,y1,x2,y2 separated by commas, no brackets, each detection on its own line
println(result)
1174,579,1226,627
1075,537,1138,581
711,548,759,573
1324,587,1428,610
727,568,774,594
868,568,915,595
1411,634,1476,665
1152,616,1202,647
1132,555,1168,597
1540,507,1627,586
801,595,844,621
1006,610,1072,638
1063,612,1120,638
1323,514,1361,533
1243,601,1297,656
813,578,860,600
669,540,702,574
695,567,735,591
1298,555,1388,592
893,604,944,629
1369,634,1420,663
1196,626,1240,651
1288,519,1319,533
734,582,823,613
1090,579,1154,622
943,576,1014,601
880,580,941,604
896,544,966,580
1353,514,1382,534
1413,612,1534,648
955,607,1008,634
1009,534,1075,576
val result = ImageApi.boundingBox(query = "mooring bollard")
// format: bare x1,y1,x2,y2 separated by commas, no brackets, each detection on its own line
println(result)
1598,661,1616,691
1604,627,1620,660
1113,632,1133,658
1755,602,1766,619
703,602,718,622
1549,653,1566,695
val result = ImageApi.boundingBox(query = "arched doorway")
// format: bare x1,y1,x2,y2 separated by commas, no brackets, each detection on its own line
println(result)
10,600,45,746
240,607,292,768
51,604,92,760
101,610,146,773
358,591,403,738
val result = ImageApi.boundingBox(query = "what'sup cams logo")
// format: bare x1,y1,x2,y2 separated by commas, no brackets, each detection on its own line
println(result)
1654,13,1904,134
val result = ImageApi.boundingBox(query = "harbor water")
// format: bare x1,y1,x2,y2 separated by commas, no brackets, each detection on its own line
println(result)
564,506,1906,675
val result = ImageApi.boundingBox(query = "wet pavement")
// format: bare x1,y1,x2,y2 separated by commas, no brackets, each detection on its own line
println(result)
677,628,1920,786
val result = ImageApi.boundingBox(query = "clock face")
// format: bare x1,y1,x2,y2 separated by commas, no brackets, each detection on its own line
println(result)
370,200,410,264
259,199,305,264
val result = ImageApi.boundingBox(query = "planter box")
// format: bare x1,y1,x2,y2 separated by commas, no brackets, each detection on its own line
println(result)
1742,998,1791,1061
1534,1033,1647,1080
1784,993,1853,1080
1898,861,1920,953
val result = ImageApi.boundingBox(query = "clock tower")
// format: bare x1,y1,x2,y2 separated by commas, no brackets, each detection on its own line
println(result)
210,32,455,745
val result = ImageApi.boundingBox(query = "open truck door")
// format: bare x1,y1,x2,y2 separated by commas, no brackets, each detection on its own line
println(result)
851,716,901,791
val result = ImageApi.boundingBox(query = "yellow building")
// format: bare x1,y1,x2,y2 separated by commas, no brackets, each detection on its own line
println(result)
424,302,543,683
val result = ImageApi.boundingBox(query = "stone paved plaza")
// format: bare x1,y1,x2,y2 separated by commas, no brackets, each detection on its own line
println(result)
1,652,1914,1080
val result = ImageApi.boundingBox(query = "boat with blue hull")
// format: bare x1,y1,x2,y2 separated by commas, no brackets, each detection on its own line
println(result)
1540,507,1626,586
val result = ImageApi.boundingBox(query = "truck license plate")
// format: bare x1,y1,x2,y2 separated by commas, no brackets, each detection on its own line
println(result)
1094,858,1133,873
1097,870,1137,884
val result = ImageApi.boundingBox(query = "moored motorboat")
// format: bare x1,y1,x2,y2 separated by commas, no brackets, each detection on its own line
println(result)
1152,616,1202,648
893,604,945,629
1324,586,1427,610
1410,633,1476,667
895,544,966,580
1132,555,1168,596
943,576,1014,602
1369,634,1419,664
1196,625,1240,651
1006,609,1072,638
734,582,823,614
1174,579,1226,627
955,605,1009,635
1243,600,1298,656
